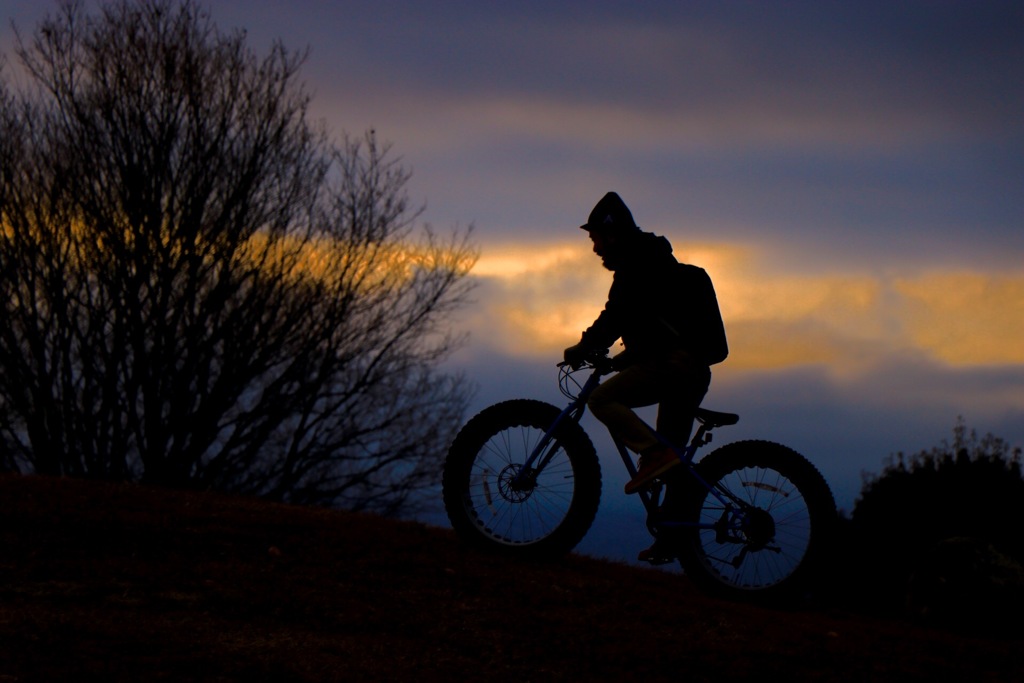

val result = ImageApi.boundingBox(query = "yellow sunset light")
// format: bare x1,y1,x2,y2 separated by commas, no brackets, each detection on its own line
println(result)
895,272,1024,366
468,241,1024,373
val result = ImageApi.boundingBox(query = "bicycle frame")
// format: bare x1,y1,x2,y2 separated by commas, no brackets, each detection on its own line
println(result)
509,361,746,534
443,354,834,595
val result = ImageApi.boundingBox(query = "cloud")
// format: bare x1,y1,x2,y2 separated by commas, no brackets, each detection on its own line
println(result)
462,243,607,356
462,241,1024,377
297,0,1023,154
175,0,1019,280
895,272,1024,365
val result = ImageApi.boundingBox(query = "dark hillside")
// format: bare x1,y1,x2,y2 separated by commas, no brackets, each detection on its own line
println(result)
0,474,1019,682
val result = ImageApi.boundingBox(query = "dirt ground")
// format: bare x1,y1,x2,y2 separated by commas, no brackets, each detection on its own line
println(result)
0,473,1020,682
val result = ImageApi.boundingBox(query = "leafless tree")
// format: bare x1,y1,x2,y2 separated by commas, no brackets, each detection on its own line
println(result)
0,0,476,515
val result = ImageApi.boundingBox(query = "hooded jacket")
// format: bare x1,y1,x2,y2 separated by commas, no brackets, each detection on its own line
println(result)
578,229,685,365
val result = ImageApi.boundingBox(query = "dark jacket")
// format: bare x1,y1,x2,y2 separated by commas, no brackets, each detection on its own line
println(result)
579,230,684,364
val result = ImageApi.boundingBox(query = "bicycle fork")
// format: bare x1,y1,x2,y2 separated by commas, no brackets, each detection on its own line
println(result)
507,401,587,493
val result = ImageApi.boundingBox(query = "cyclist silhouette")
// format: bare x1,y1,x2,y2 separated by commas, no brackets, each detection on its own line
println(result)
564,191,724,561
444,218,831,582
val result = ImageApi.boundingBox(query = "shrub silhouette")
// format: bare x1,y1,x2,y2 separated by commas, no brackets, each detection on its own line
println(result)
850,422,1024,625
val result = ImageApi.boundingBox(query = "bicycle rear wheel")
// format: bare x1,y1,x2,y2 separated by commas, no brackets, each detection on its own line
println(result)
677,440,836,600
442,399,601,557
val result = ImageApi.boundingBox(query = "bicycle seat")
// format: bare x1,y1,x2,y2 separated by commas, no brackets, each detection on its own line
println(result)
694,408,739,427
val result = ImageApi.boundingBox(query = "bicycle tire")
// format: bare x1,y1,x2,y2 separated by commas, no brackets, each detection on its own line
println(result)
676,440,836,600
442,399,602,558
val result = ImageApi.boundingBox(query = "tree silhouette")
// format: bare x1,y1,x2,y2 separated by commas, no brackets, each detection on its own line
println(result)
851,420,1024,621
0,0,475,515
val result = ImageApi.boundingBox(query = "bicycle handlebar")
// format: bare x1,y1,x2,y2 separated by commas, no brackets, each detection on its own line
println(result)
557,351,616,400
558,349,614,374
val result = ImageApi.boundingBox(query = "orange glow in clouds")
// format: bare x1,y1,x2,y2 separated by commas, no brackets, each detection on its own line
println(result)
469,242,1024,373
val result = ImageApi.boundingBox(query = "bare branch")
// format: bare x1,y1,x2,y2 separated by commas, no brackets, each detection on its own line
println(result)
0,0,476,515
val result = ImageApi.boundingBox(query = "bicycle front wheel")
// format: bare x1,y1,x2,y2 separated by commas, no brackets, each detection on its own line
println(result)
442,399,601,558
677,440,836,600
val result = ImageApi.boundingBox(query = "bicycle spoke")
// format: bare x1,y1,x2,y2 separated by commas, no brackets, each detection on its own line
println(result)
460,424,581,545
693,464,814,590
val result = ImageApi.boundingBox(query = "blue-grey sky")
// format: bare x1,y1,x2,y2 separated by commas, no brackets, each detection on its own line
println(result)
4,1,1023,565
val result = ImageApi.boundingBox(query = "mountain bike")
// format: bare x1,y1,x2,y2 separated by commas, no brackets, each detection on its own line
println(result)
442,353,837,600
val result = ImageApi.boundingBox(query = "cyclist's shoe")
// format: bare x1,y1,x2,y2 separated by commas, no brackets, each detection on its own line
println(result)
624,446,679,494
638,539,677,565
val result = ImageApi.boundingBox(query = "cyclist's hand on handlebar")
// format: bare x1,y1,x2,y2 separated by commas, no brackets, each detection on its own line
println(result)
563,343,613,372
563,342,589,369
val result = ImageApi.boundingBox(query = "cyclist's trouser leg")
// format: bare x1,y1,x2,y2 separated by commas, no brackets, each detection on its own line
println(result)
656,362,711,448
587,349,711,454
587,362,665,453
656,358,711,521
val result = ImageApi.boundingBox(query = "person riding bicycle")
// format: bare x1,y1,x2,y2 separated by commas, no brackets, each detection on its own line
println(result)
563,192,724,561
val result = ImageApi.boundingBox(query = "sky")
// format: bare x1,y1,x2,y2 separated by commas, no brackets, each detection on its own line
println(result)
3,0,1023,566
